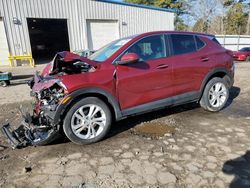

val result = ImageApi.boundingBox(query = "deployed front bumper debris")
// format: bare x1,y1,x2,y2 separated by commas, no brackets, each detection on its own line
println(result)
1,113,59,149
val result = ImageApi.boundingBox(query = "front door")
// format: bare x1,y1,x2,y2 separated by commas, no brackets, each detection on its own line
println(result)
116,34,173,110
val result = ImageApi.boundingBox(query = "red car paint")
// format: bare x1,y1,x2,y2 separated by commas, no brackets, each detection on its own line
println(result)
40,31,234,111
233,48,250,61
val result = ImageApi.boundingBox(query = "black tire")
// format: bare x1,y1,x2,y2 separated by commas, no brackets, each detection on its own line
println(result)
0,81,9,87
63,97,112,145
200,77,229,112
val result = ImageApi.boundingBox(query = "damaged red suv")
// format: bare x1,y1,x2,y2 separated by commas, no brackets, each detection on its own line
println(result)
2,31,234,148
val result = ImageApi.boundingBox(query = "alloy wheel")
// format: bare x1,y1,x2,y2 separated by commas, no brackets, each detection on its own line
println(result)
71,104,106,140
208,82,228,108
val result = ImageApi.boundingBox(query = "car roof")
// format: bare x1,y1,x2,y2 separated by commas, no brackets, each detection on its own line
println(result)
135,31,215,39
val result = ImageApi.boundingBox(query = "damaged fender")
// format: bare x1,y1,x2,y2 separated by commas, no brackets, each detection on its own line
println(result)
1,51,101,148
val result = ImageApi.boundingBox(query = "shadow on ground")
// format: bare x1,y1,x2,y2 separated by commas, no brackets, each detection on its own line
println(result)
223,151,250,188
225,86,241,108
17,86,241,147
108,102,200,139
52,87,241,145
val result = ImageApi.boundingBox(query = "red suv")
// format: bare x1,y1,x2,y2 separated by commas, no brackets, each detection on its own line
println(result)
2,31,234,147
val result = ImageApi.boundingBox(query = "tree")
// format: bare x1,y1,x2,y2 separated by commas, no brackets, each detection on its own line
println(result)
223,0,250,34
225,3,248,34
125,0,182,9
154,0,183,9
184,0,224,33
125,0,187,31
208,16,224,34
124,0,154,6
175,16,189,31
192,19,208,33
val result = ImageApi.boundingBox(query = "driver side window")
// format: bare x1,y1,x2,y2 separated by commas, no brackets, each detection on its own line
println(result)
124,35,166,62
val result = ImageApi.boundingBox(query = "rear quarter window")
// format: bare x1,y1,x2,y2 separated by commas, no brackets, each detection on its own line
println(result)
212,38,221,45
170,34,196,55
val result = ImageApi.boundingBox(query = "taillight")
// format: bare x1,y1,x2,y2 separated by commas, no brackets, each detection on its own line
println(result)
226,50,234,57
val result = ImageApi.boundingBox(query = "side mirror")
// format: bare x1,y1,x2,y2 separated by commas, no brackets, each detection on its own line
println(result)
118,53,139,65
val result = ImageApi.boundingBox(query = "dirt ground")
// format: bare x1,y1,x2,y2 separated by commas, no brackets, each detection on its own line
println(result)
0,63,250,188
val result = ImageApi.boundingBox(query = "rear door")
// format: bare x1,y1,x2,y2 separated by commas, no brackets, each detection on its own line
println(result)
168,34,210,96
115,34,173,110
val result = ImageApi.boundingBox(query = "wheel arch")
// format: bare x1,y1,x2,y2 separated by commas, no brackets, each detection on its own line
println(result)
53,88,122,125
199,68,233,99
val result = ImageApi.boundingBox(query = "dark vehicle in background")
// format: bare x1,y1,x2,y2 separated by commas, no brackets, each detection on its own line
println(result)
2,31,235,148
233,47,250,61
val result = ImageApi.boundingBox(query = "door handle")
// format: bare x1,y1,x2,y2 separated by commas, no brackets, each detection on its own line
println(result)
201,57,209,62
156,64,169,69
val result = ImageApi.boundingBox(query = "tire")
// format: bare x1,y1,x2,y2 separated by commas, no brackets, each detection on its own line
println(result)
200,77,229,112
63,97,112,145
0,81,9,87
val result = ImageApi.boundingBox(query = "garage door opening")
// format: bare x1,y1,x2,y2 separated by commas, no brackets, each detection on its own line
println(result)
87,20,119,51
27,18,70,64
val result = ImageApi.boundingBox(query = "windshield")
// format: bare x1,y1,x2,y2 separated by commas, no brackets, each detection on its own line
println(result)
88,36,134,62
239,48,250,52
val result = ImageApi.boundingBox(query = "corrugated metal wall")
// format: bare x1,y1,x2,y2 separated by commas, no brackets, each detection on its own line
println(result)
0,0,174,56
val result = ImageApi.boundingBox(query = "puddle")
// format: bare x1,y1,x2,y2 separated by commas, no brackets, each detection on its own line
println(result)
131,122,175,139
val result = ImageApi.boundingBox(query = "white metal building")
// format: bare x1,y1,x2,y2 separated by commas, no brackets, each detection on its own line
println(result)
0,0,175,65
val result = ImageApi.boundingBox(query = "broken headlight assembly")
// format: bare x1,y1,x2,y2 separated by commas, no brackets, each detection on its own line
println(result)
1,77,67,149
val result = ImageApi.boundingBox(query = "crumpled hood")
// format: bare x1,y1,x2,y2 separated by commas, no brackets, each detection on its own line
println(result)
30,72,64,93
41,51,98,77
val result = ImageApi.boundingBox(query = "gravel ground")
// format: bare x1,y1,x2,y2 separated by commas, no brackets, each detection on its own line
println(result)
0,65,45,104
0,62,249,188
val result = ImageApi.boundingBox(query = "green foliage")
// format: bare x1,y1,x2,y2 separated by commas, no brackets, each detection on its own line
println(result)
125,0,184,30
175,17,189,31
125,0,250,34
125,0,182,9
225,3,248,34
154,0,182,9
192,19,209,33
124,0,154,6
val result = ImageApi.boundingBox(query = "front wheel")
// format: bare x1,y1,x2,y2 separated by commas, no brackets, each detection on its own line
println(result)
200,77,229,112
63,97,112,145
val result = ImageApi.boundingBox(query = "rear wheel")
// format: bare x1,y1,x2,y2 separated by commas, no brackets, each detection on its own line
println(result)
200,77,229,112
0,80,10,87
63,97,112,145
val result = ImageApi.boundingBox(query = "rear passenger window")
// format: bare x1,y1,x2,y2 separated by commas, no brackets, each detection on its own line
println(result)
171,34,196,55
195,36,205,50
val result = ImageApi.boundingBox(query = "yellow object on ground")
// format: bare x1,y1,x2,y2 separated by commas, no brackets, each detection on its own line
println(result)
8,54,35,67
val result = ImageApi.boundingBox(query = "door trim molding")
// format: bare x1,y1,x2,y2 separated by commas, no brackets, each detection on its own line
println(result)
121,91,201,117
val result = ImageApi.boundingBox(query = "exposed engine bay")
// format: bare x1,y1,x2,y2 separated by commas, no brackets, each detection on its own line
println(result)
48,51,95,76
1,51,96,149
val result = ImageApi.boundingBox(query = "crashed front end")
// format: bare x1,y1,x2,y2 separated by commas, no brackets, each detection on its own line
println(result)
1,51,96,149
1,73,67,149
